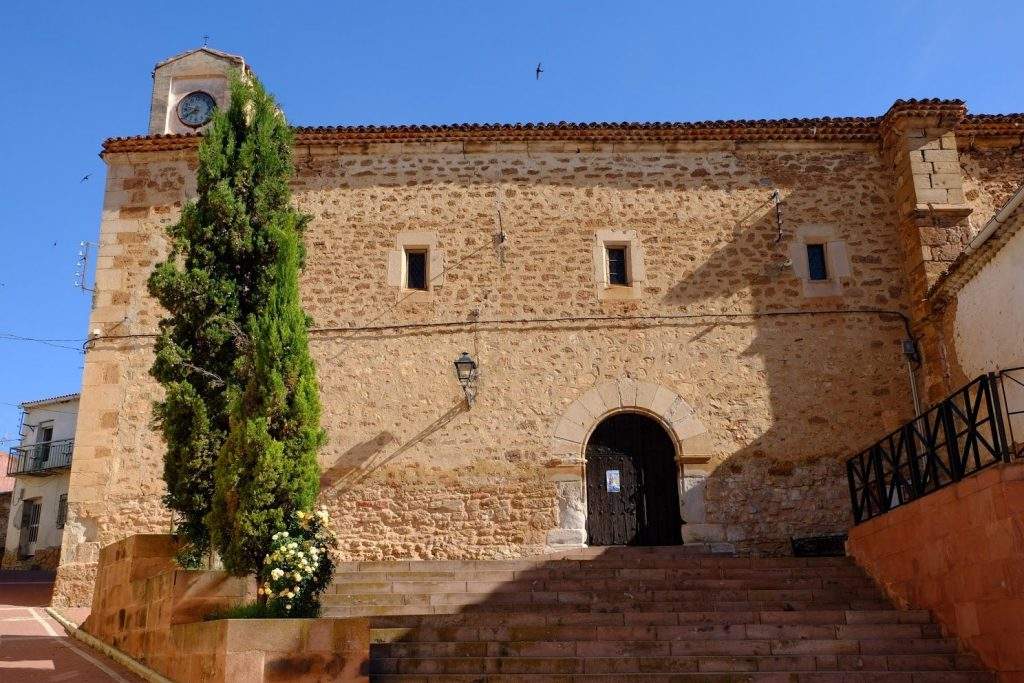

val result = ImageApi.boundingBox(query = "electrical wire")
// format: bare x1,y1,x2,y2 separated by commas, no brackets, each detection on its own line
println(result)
84,308,915,346
0,333,85,352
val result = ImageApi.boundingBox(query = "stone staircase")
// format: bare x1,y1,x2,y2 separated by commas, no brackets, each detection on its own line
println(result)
323,547,991,682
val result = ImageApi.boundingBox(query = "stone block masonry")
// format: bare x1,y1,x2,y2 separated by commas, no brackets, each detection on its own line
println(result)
848,461,1024,681
81,534,369,682
52,99,1024,608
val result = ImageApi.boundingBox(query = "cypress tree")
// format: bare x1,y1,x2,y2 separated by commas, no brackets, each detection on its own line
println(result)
149,73,324,572
205,76,325,577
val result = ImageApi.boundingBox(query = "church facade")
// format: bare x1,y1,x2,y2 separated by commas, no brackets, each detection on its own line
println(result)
52,48,1024,606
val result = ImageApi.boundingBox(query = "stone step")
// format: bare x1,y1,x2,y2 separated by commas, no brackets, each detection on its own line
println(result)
323,600,897,618
367,609,935,629
326,587,884,608
369,652,987,676
337,555,856,574
369,622,943,644
370,637,964,661
333,566,869,582
369,672,993,682
331,577,880,595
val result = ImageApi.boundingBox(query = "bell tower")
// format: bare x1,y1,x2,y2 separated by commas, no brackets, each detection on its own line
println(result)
148,47,247,135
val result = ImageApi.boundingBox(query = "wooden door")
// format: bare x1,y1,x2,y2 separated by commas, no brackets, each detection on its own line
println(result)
585,413,682,546
585,445,641,545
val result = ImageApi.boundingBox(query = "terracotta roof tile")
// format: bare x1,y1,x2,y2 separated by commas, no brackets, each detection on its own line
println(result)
20,393,80,409
100,102,1024,155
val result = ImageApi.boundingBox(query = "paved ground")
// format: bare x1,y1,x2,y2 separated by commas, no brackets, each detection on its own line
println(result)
0,571,143,683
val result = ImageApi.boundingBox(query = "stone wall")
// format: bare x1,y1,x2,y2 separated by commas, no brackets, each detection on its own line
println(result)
848,462,1024,679
915,139,1024,400
57,137,927,605
82,534,368,682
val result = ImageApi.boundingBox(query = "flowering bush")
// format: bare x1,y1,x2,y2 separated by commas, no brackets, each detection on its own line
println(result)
257,507,336,617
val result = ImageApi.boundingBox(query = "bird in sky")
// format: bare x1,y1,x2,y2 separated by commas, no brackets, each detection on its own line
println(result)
535,63,543,80
80,174,90,182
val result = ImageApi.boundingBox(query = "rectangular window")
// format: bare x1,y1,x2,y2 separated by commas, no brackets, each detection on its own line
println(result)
806,243,828,281
607,247,629,286
56,494,68,530
405,249,427,290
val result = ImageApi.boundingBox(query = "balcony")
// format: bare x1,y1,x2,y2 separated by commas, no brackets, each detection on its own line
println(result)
7,439,74,476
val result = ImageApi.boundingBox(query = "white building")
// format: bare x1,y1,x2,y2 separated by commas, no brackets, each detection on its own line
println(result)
2,394,79,570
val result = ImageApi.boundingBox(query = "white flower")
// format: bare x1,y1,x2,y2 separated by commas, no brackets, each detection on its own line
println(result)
285,605,292,611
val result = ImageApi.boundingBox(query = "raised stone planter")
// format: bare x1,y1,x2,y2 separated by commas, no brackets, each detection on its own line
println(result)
81,534,369,682
172,617,369,682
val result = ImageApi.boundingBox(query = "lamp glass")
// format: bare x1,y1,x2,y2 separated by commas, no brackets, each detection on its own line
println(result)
453,352,476,384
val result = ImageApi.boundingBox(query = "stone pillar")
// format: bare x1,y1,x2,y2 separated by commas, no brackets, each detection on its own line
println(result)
881,99,973,403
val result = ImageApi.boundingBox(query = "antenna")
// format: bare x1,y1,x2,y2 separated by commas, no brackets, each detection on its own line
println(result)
75,241,96,293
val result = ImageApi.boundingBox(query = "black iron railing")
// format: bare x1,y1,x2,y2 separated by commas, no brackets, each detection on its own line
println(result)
847,368,1023,524
6,438,74,476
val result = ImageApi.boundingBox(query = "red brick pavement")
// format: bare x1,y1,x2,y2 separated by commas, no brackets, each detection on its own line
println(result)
0,571,143,682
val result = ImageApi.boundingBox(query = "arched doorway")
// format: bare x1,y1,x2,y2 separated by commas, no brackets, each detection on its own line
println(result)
585,412,682,546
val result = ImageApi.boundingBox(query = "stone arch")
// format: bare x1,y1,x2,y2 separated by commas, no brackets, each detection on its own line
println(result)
545,378,713,550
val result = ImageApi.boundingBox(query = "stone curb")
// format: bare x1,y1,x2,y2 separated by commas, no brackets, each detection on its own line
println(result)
44,607,173,683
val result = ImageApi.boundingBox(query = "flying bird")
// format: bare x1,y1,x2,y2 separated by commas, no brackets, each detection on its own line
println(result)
80,174,90,182
535,63,543,80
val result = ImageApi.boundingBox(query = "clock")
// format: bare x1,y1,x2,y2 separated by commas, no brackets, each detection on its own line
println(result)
176,91,216,128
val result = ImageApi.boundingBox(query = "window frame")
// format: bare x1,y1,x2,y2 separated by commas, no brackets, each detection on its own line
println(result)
404,247,429,291
593,230,646,301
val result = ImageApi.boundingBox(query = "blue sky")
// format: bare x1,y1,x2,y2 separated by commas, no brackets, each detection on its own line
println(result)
1,0,1023,445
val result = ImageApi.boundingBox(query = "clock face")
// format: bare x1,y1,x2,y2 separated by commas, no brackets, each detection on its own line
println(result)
177,91,216,128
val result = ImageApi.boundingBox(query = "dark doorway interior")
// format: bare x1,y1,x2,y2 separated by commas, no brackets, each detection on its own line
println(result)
585,412,682,546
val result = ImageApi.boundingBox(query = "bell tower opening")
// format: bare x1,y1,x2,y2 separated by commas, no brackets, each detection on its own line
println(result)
585,412,682,546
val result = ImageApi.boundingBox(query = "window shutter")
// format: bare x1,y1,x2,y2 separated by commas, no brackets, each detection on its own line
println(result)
789,243,810,280
827,240,851,278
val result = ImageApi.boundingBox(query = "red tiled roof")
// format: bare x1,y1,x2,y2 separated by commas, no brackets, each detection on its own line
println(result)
20,393,80,409
100,99,1024,155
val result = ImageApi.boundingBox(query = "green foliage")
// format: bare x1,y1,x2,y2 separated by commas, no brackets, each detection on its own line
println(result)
204,600,278,621
203,75,326,580
149,72,326,583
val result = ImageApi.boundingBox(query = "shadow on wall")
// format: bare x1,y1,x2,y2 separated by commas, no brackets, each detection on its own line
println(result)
320,398,468,493
660,186,910,553
307,151,912,556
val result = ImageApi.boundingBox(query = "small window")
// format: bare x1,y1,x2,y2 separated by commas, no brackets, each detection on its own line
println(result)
607,247,629,286
56,494,68,530
405,249,427,290
806,243,828,281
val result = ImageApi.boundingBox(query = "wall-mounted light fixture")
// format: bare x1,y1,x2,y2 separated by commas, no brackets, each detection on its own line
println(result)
453,351,478,405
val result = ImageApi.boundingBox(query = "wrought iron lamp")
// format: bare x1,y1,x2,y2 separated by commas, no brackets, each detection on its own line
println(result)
453,351,478,405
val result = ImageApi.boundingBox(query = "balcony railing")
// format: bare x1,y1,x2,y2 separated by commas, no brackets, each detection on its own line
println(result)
6,438,74,476
847,368,1023,524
